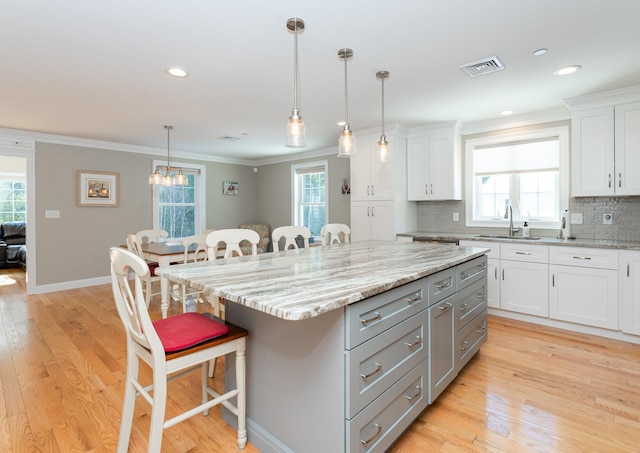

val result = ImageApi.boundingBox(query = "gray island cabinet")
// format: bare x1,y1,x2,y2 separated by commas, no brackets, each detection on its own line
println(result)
158,240,488,453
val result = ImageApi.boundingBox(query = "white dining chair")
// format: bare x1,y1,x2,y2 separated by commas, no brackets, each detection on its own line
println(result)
172,234,209,311
126,233,161,307
272,225,311,252
136,229,168,244
321,223,351,245
206,228,260,260
109,247,248,452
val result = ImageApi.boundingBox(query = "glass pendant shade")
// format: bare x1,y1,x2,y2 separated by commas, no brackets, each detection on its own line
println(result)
338,125,356,157
149,168,162,184
286,108,306,147
174,169,188,186
285,18,306,148
337,48,356,158
377,136,390,163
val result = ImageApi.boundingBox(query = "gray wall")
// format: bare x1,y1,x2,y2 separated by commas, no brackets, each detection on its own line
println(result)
34,142,259,286
255,153,351,233
33,142,349,287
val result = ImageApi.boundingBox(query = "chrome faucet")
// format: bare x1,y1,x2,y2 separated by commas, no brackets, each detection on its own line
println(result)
504,204,520,237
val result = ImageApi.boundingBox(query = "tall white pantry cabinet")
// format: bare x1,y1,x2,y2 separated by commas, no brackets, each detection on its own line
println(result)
349,124,416,242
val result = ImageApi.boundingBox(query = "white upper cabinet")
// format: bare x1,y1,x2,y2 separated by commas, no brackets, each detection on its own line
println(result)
567,87,640,197
407,121,462,201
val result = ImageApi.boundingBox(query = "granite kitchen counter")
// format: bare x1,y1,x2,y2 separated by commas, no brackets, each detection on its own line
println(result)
157,240,488,320
398,231,640,250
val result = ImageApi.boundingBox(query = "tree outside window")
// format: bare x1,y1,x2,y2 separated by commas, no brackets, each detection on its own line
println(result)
292,161,328,238
0,180,26,222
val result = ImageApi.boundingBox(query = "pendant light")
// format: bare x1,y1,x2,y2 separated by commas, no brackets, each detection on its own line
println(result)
337,48,356,157
149,125,187,186
376,70,390,163
285,17,306,148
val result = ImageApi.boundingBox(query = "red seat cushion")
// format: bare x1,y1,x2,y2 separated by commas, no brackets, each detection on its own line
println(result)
153,312,230,352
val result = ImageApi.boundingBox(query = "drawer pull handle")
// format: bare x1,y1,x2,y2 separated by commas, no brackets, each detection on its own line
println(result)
476,292,486,299
361,312,382,326
405,293,422,304
360,362,382,379
515,251,532,256
459,340,470,351
479,262,487,269
459,303,470,312
439,302,453,312
459,271,469,279
360,423,382,448
475,328,485,334
405,385,422,402
435,280,451,290
405,336,422,348
573,256,592,260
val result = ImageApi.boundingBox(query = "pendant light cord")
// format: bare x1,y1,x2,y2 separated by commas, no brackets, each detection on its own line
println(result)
381,76,385,136
343,50,349,125
293,20,299,110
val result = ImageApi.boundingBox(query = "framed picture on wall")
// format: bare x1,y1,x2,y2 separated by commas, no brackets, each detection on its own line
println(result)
223,181,239,195
77,170,119,207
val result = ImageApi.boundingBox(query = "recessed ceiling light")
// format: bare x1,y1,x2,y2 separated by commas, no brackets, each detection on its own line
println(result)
553,65,582,76
218,135,241,142
533,48,548,56
165,67,189,78
500,110,515,116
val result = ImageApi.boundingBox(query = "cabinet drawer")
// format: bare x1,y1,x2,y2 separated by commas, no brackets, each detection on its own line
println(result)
460,240,499,259
347,361,427,453
346,311,427,419
457,255,487,290
454,280,487,333
500,243,548,263
427,267,456,305
346,279,427,350
549,246,618,270
455,310,487,373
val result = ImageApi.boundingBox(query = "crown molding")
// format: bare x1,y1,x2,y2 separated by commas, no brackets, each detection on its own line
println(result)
461,107,570,135
563,85,640,111
0,127,258,166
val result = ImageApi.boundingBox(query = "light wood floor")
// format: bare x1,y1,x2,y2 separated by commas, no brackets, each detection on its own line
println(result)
1,268,639,452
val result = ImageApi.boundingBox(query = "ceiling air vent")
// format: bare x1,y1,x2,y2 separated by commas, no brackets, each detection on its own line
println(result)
459,55,505,78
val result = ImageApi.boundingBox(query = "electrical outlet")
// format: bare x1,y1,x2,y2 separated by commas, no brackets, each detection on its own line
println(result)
570,213,583,224
45,209,60,219
603,213,613,225
453,212,459,222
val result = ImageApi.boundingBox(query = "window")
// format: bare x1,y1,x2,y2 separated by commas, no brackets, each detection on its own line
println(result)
152,162,206,238
292,161,328,238
0,177,26,222
465,126,569,230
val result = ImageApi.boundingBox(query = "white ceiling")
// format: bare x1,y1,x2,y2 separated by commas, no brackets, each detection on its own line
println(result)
2,0,640,162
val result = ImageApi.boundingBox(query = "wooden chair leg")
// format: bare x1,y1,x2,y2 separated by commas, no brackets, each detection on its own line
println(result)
201,363,210,416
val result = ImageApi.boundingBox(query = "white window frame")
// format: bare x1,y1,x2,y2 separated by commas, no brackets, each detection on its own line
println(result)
291,160,329,239
465,126,569,230
152,160,206,238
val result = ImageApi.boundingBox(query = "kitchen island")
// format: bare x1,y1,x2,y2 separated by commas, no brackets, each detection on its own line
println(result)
158,240,488,453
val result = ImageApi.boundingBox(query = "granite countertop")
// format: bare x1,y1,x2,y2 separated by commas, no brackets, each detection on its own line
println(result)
398,231,640,251
157,240,488,321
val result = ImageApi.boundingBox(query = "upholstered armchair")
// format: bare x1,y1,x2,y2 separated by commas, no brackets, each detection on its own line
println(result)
239,223,270,254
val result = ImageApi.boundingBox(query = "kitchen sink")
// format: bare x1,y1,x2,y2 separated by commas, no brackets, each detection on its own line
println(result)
476,235,541,240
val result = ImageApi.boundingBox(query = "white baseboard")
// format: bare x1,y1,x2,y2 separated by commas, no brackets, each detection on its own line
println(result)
34,275,110,294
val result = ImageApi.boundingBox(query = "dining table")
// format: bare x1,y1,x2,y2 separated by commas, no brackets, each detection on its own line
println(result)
140,241,198,268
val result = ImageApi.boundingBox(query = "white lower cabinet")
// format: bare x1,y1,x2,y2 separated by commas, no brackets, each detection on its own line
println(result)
549,247,619,330
500,243,549,317
620,251,640,335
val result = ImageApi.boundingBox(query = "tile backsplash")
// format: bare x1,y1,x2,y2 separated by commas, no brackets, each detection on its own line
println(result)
416,197,640,242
